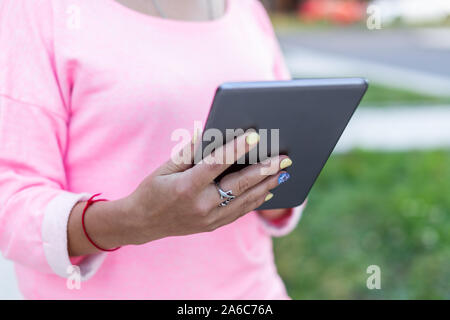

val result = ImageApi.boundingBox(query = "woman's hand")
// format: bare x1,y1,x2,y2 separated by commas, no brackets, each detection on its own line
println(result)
124,131,291,245
68,131,291,255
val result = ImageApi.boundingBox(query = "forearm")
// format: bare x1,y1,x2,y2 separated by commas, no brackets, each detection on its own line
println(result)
67,197,134,256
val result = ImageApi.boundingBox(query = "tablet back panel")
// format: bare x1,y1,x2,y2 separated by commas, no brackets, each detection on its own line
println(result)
202,78,368,210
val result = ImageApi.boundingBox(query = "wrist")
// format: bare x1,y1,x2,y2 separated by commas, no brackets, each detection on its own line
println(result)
117,194,165,245
101,197,134,248
68,194,152,256
79,198,128,251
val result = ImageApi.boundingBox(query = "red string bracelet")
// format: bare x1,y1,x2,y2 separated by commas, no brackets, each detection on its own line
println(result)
81,193,121,252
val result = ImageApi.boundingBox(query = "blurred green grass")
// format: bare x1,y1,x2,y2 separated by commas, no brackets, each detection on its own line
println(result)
360,84,450,107
274,150,450,299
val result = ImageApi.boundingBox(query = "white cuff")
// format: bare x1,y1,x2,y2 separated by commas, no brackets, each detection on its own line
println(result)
258,203,305,237
42,191,106,281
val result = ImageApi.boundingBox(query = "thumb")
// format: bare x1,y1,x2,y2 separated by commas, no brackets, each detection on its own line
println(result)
155,129,201,176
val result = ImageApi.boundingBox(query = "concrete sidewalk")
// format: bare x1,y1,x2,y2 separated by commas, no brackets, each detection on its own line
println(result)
285,47,450,98
279,27,450,97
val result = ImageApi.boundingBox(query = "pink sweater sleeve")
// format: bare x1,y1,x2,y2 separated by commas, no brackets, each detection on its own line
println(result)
249,0,306,236
0,0,104,279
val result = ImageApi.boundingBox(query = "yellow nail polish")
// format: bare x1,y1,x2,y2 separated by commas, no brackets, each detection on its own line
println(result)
265,193,274,202
280,158,293,169
246,132,260,146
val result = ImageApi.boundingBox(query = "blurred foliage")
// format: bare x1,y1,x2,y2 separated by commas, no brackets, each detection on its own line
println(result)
360,83,450,107
381,16,450,29
270,13,450,32
271,13,339,31
274,150,450,299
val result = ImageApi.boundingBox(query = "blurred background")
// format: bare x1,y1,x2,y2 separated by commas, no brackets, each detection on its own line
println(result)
1,0,450,299
264,0,450,299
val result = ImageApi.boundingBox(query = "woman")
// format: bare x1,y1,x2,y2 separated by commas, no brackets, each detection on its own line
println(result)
0,0,304,299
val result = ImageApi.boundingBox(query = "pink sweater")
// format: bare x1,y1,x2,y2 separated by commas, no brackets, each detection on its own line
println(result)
0,0,304,299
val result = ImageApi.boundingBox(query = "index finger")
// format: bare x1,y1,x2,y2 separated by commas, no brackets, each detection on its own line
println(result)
186,130,260,190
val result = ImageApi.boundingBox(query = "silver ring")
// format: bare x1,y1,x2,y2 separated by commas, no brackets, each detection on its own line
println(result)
215,181,236,207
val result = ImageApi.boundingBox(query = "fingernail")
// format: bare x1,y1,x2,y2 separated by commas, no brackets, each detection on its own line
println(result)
265,193,274,202
278,172,290,185
280,158,293,170
246,132,260,146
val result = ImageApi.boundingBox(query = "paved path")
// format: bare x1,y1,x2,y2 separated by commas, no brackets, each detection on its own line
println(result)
280,28,450,97
279,28,450,78
284,47,450,98
335,106,450,152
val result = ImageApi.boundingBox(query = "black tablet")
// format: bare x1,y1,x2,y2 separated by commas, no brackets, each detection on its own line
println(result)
201,78,368,210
